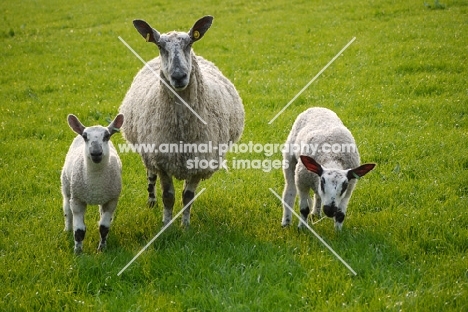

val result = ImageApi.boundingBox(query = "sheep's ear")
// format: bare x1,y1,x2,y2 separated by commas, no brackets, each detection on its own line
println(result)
347,163,376,180
67,114,85,136
133,20,160,44
188,16,213,43
300,155,323,176
108,114,124,136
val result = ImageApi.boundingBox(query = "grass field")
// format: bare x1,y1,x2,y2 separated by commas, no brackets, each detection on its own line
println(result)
1,0,467,311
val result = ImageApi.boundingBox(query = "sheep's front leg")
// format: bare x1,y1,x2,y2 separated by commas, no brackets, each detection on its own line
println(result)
311,194,322,222
281,158,297,227
296,184,312,229
62,195,73,231
70,198,86,254
147,170,157,208
97,199,118,251
159,170,175,226
335,192,352,231
181,177,201,227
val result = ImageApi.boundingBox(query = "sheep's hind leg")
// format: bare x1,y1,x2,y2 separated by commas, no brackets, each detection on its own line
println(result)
281,157,297,227
181,177,201,227
147,170,157,208
159,171,175,226
97,199,118,251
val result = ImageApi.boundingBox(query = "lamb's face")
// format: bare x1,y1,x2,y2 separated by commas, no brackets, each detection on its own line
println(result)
157,32,193,91
317,169,349,219
81,126,111,164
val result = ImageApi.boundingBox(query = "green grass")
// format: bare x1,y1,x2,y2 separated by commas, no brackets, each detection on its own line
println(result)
1,0,467,310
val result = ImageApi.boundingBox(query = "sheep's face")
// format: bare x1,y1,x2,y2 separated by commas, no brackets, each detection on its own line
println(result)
157,32,193,91
67,114,124,164
132,16,214,91
300,155,375,220
81,127,111,164
318,169,350,219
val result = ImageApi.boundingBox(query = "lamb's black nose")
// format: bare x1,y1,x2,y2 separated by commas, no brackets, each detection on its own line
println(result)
323,205,337,218
90,142,103,163
90,152,102,163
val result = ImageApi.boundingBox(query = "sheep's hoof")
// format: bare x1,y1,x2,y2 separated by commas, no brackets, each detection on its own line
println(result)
97,242,106,252
297,221,307,230
148,198,156,208
281,219,291,227
74,247,83,255
334,222,343,231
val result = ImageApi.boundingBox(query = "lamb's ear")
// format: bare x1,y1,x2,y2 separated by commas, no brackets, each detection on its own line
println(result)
347,163,376,180
67,114,85,136
188,16,213,43
133,20,160,44
300,155,323,176
108,114,124,136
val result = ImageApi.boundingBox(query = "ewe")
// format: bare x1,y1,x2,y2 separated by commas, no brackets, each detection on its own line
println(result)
61,114,124,253
119,16,244,226
282,107,375,230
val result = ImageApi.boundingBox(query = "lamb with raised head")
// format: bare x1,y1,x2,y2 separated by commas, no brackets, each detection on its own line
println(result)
281,107,375,230
119,16,244,226
61,114,124,253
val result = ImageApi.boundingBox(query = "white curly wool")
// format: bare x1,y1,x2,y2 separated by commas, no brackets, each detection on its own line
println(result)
281,107,375,230
61,114,124,253
120,56,243,180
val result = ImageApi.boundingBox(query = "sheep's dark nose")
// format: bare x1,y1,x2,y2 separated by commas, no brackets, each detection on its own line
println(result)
90,152,103,163
90,142,103,163
323,204,337,218
171,73,188,89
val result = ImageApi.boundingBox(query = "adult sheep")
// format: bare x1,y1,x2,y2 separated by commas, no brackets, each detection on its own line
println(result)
119,16,244,226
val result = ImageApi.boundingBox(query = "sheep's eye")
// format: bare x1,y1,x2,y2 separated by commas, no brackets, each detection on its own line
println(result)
340,181,348,196
82,133,88,141
320,177,325,191
103,132,110,141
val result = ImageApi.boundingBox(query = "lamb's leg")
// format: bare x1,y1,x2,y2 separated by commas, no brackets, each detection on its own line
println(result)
296,184,312,229
159,170,175,226
281,157,297,227
147,170,157,208
334,186,353,231
62,195,73,231
97,199,118,251
311,194,322,222
70,198,86,254
181,177,201,227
